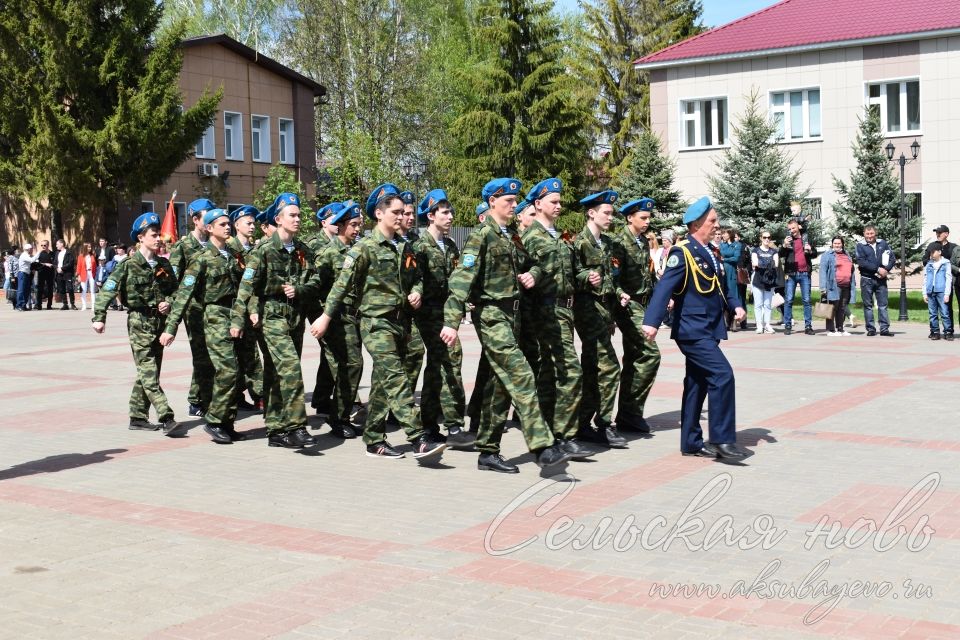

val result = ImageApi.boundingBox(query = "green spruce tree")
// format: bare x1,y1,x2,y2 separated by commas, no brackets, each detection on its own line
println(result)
255,164,316,235
613,130,684,232
707,89,809,243
832,107,920,264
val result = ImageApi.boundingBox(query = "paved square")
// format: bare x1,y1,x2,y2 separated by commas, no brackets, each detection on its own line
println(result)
0,306,955,639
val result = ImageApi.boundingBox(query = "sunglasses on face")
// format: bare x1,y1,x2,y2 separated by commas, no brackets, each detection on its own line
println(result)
761,236,770,240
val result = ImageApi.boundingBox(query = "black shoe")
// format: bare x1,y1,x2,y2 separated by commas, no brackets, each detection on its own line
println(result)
804,327,815,335
60,305,69,310
879,330,894,337
946,334,955,342
535,443,573,469
188,403,205,417
237,398,257,411
560,438,598,459
784,326,792,335
866,329,877,336
446,426,476,450
604,426,628,449
930,333,942,340
223,425,246,441
161,418,186,437
411,435,447,461
366,441,404,459
713,443,747,460
682,447,717,458
290,427,317,446
477,452,520,473
129,417,159,431
268,431,302,448
328,422,357,439
616,413,651,433
204,424,233,444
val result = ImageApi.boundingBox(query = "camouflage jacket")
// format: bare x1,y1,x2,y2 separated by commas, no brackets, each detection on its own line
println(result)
315,236,358,309
413,231,460,309
164,243,244,334
443,216,530,328
230,232,320,331
573,227,615,299
522,219,577,301
92,251,178,323
323,227,421,319
168,232,206,282
610,224,655,302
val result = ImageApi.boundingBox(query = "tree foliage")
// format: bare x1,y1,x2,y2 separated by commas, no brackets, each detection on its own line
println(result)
613,130,684,232
255,164,317,234
707,88,810,244
160,0,291,55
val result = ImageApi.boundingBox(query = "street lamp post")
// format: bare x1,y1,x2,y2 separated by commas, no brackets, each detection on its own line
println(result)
885,139,920,322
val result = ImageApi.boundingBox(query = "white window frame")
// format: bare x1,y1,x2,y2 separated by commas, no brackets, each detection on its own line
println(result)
223,111,243,161
769,87,822,143
678,97,729,151
251,114,271,163
195,124,215,159
278,118,295,165
866,77,921,137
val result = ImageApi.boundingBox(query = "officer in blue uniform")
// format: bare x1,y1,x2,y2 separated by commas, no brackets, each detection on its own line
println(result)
641,197,748,460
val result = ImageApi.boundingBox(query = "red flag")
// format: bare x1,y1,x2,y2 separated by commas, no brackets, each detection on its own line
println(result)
160,190,178,245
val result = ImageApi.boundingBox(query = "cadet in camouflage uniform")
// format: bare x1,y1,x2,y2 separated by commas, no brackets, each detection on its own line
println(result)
398,191,425,396
161,208,246,444
412,189,472,449
168,198,216,416
572,191,628,448
521,178,594,459
230,193,320,449
92,213,185,437
305,203,340,417
465,201,492,430
226,205,264,410
610,197,662,432
311,184,446,463
314,200,364,439
441,178,578,473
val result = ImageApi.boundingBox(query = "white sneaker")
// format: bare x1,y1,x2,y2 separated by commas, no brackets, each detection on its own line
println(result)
763,326,775,334
826,331,841,337
755,328,764,334
841,331,851,336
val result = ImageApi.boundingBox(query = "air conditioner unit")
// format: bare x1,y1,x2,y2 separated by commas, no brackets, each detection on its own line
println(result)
198,162,220,177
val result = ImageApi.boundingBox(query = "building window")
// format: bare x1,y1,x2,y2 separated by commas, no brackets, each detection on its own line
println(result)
801,197,822,221
251,115,270,162
867,79,920,134
224,112,243,161
680,98,728,149
227,203,244,214
770,88,821,141
195,124,215,159
279,119,295,165
141,201,155,214
907,192,922,246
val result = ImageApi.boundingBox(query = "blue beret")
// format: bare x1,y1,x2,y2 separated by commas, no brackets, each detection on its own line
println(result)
317,202,345,222
230,205,259,222
475,202,490,217
365,183,401,219
514,199,533,216
400,191,415,205
130,212,161,242
329,200,362,225
202,208,229,226
272,192,300,216
525,177,562,203
256,203,276,226
579,190,618,208
187,198,216,216
620,198,656,217
418,189,450,218
683,196,713,225
481,178,522,203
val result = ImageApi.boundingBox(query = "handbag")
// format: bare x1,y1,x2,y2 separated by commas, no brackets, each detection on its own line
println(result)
736,266,749,285
771,292,785,308
813,300,834,320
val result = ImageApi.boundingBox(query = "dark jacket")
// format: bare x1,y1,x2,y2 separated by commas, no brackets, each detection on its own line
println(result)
854,239,897,280
36,249,55,275
778,236,818,274
56,249,76,276
922,240,955,265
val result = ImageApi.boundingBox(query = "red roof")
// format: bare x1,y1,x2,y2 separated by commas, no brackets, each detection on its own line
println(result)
636,0,960,67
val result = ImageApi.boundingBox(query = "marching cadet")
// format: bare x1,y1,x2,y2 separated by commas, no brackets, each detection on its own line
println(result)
91,213,185,437
161,209,246,444
168,198,216,417
642,197,748,460
441,178,576,473
226,205,264,411
412,189,473,449
398,191,425,397
515,198,537,233
306,203,342,418
572,191,628,448
610,198,662,433
311,184,447,463
230,193,320,450
521,178,595,460
464,201,493,428
314,200,364,439
257,203,277,242
515,197,540,373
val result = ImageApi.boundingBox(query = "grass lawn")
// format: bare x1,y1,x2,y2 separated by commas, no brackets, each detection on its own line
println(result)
746,289,932,324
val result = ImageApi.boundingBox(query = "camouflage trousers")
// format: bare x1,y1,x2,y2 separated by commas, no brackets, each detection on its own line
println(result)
307,308,334,409
472,304,554,454
322,311,363,427
574,298,620,430
203,304,244,426
533,305,582,440
260,301,308,433
360,314,424,445
183,302,214,408
236,317,263,401
416,307,465,432
404,316,425,395
615,301,662,418
127,311,174,422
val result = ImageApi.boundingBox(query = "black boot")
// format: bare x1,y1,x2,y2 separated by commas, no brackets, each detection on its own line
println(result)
477,452,519,473
204,424,233,444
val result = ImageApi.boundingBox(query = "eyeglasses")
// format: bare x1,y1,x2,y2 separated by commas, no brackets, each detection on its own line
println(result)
761,235,770,240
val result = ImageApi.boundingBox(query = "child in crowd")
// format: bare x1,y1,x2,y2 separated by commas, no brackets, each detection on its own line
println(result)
923,241,953,340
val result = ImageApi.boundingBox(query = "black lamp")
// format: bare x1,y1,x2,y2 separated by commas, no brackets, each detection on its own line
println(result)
885,142,895,160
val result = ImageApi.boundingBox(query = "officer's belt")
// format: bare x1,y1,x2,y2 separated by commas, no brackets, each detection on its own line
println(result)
623,292,651,306
478,298,520,313
127,307,162,318
540,295,574,308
